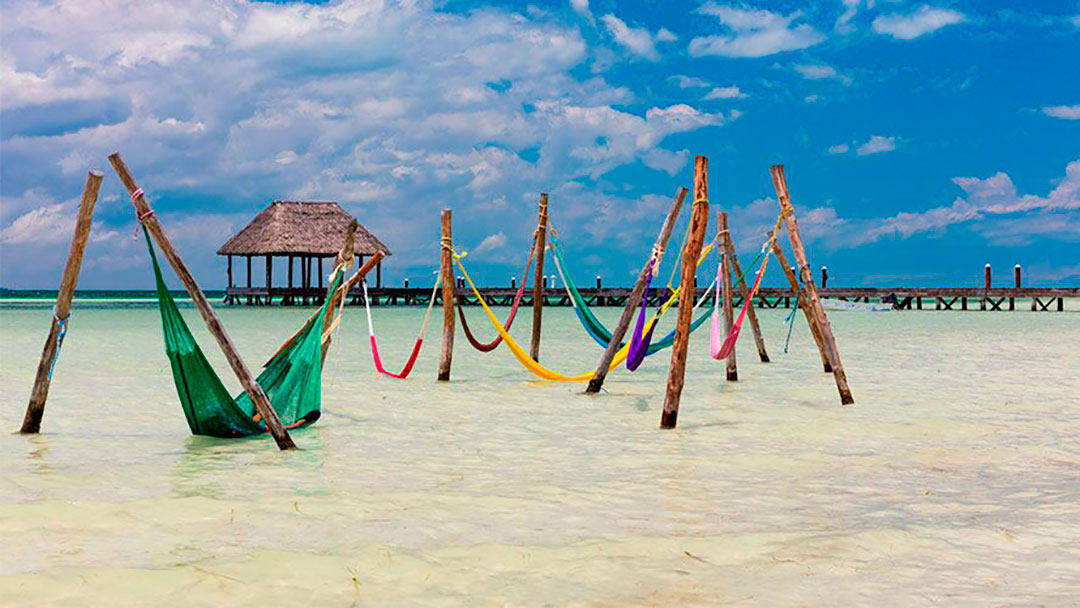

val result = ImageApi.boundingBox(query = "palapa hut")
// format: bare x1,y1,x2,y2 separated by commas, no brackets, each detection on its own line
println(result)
218,201,390,305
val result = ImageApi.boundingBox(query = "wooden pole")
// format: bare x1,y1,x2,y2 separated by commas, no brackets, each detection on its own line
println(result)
246,255,252,305
772,240,832,373
984,264,991,290
530,193,549,362
20,170,103,434
586,187,687,394
1014,264,1022,288
661,157,710,428
266,250,380,367
770,164,854,405
107,152,297,450
438,209,455,381
266,254,273,305
722,225,769,363
719,212,738,381
821,266,828,289
319,220,357,358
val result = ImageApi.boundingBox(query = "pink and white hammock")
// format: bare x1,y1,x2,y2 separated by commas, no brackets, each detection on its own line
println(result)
710,243,773,360
361,275,441,379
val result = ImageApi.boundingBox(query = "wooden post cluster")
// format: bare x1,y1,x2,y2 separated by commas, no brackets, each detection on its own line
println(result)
721,222,769,363
108,152,298,450
586,187,688,394
770,164,854,405
661,157,710,428
20,170,104,434
318,220,357,358
719,212,738,381
530,194,549,362
438,209,455,381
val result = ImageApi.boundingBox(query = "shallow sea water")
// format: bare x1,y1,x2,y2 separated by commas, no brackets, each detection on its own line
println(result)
1,300,1078,606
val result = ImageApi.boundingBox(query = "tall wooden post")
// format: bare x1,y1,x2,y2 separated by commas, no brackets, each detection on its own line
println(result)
437,209,455,381
821,266,829,289
770,164,854,405
1014,264,1021,288
984,264,992,290
661,157,710,428
586,187,687,393
530,194,549,362
108,152,297,450
722,225,769,363
246,256,253,305
719,212,738,381
20,170,103,434
772,241,832,373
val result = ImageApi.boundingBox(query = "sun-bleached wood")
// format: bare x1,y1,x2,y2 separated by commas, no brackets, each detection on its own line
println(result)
770,164,854,405
722,227,769,363
108,152,297,449
586,187,688,393
20,170,103,434
719,212,738,381
771,240,833,373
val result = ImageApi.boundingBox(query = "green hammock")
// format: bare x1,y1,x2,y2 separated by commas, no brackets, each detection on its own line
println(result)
146,229,341,438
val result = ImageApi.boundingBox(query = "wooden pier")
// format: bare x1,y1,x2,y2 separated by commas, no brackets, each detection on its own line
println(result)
223,285,1077,311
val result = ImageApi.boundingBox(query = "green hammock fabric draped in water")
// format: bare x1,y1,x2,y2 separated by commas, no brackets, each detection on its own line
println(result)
145,229,341,438
549,237,710,355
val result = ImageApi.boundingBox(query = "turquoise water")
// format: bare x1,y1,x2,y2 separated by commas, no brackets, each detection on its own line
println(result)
1,300,1078,606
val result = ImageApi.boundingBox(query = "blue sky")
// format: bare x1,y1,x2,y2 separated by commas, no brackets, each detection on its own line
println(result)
1,0,1077,289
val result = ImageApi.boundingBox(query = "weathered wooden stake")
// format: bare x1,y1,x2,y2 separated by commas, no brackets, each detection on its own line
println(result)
770,164,854,405
719,212,738,381
530,193,549,362
661,157,710,428
108,152,297,450
319,220,357,358
721,223,770,363
437,209,455,381
586,187,688,394
20,170,103,434
772,240,833,373
821,266,829,288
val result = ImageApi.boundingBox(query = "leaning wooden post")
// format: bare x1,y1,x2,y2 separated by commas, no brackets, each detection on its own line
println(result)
530,193,549,362
318,220,357,359
719,212,738,381
772,240,832,373
661,157,710,429
20,170,103,434
108,153,297,450
722,224,769,363
982,263,991,311
437,209,455,381
770,164,854,405
586,187,687,394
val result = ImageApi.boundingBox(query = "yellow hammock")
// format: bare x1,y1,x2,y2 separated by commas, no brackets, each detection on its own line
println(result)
453,242,713,383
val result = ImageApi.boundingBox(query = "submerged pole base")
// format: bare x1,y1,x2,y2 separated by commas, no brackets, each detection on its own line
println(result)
660,409,678,429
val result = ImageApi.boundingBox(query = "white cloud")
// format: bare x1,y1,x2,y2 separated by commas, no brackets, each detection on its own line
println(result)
704,86,746,100
836,0,862,33
689,4,826,58
570,0,594,24
750,159,1080,251
793,63,853,85
656,28,678,42
872,6,966,40
856,135,897,156
1042,104,1080,120
669,75,710,88
0,0,738,288
827,143,849,154
473,232,508,254
804,94,819,103
600,14,668,61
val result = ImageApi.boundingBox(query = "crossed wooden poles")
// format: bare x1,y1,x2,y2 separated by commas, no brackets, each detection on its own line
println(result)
20,154,851,448
18,152,378,451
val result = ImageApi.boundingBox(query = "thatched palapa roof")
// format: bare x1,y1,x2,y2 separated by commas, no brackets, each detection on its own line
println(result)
217,201,391,257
